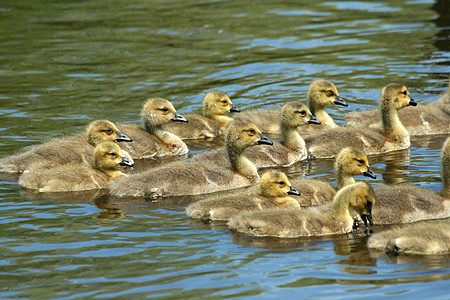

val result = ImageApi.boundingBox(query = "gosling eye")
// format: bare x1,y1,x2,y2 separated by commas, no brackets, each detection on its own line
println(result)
326,90,334,97
278,181,286,186
221,100,228,104
109,152,117,158
105,129,114,134
357,159,365,165
248,129,255,135
401,90,407,96
161,107,169,113
299,110,307,116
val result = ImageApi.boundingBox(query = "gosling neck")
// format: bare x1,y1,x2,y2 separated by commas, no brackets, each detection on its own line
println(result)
206,113,233,127
227,142,258,181
335,163,355,189
308,98,336,128
330,187,355,227
280,120,306,152
380,101,408,140
142,117,169,140
93,163,126,179
270,196,298,206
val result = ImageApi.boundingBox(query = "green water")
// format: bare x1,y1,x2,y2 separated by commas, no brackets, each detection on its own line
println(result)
0,0,449,298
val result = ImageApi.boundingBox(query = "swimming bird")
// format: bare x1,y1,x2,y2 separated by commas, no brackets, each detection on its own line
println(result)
117,97,189,159
228,182,375,238
363,136,450,225
107,120,273,198
165,90,240,139
186,169,301,222
192,102,320,168
235,80,347,135
367,219,450,255
344,80,450,136
305,83,417,158
291,146,376,206
19,141,134,192
0,120,132,175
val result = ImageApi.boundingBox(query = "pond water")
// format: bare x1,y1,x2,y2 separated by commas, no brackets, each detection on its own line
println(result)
0,0,449,298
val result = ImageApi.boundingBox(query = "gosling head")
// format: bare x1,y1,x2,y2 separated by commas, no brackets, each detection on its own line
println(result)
202,90,240,117
93,141,134,174
280,102,321,129
258,169,301,198
347,182,375,227
141,97,188,130
86,120,133,146
225,120,273,153
335,147,376,179
308,79,348,107
381,83,417,110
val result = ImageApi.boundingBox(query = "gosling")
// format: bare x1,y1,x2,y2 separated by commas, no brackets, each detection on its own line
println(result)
345,80,450,136
228,182,375,238
305,83,417,158
186,169,301,222
117,97,188,159
291,146,376,206
19,141,134,193
165,90,240,139
107,120,273,198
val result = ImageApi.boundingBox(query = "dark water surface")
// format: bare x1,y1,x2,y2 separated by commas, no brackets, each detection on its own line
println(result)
1,0,449,298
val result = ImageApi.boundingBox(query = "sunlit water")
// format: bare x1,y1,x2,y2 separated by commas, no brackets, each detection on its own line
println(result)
0,0,449,298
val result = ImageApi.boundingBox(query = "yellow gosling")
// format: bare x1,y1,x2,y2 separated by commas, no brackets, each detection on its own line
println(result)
19,141,133,193
117,97,188,159
107,120,273,198
186,169,300,222
165,90,240,139
305,83,417,158
228,182,375,238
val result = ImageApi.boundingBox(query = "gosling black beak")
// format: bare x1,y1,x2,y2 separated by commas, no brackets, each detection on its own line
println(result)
257,133,273,145
287,186,301,196
334,96,348,107
119,156,134,167
362,167,376,179
116,131,133,143
408,98,418,106
230,105,241,113
307,114,321,125
171,112,188,122
361,214,373,227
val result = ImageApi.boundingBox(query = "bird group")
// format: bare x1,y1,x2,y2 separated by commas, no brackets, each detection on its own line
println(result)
2,79,449,256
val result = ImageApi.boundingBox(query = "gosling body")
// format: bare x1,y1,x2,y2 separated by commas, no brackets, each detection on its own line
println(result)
165,90,240,139
19,141,134,193
117,97,188,159
305,83,417,158
367,219,450,255
228,182,375,238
